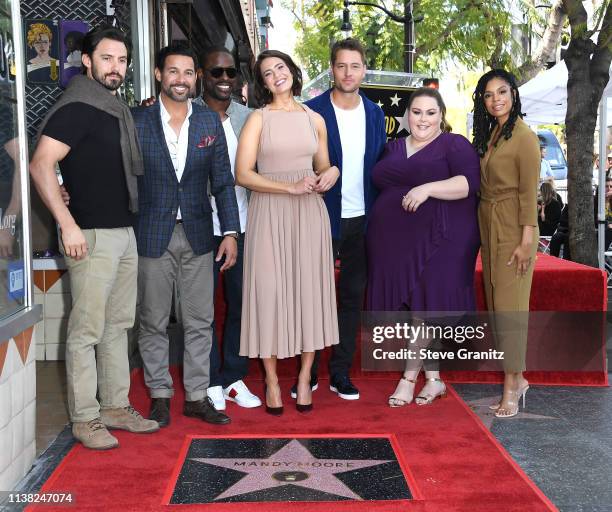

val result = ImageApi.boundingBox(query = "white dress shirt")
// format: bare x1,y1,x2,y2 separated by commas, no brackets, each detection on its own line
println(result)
159,96,192,220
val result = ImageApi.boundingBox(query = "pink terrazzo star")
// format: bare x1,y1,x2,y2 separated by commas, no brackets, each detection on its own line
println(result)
191,439,393,501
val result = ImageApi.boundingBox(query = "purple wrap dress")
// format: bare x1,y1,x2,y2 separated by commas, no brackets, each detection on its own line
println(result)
366,133,481,312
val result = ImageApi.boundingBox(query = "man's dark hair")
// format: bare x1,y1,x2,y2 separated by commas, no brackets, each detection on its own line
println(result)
330,38,366,65
200,45,234,70
81,24,131,64
253,50,302,106
156,43,198,71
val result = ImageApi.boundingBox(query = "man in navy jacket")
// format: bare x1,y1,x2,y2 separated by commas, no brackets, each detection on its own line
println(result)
133,44,240,426
303,38,386,400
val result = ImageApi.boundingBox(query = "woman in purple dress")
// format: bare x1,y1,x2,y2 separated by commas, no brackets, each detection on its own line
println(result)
366,87,481,406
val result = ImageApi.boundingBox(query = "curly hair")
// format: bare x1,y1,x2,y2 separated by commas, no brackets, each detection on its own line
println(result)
27,23,52,48
253,50,302,106
471,69,522,157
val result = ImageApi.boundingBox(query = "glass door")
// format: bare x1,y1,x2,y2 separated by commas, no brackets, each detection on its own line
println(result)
0,0,32,322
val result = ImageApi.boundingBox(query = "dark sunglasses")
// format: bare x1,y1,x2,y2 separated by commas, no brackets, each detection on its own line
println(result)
208,67,237,78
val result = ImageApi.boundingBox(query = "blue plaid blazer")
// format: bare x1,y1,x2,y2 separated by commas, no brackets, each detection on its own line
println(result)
131,102,240,258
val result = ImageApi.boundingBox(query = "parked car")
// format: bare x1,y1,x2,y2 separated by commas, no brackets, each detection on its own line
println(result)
538,129,567,180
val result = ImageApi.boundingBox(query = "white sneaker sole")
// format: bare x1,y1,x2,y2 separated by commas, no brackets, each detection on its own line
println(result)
209,402,226,411
224,396,262,408
329,385,360,400
290,383,319,399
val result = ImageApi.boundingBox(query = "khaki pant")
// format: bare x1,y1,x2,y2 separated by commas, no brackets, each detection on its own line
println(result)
62,227,137,422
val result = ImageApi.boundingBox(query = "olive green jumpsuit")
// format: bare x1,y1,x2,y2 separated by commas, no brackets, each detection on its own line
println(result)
478,118,540,371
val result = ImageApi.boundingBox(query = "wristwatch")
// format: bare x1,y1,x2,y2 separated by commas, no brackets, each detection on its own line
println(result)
225,232,240,240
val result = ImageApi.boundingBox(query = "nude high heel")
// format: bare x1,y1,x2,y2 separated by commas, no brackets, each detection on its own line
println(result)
489,382,529,411
494,385,528,419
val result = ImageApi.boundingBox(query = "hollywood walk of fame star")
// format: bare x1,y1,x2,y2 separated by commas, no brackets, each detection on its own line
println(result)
390,93,401,107
395,107,410,135
191,439,393,501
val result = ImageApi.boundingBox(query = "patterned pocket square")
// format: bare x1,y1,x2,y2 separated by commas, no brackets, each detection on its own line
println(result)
197,135,217,148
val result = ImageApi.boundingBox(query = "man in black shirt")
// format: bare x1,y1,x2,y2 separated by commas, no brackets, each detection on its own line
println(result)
29,25,159,450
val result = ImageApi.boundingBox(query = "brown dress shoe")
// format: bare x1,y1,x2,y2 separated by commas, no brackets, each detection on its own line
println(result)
100,405,160,433
184,397,231,425
72,418,119,450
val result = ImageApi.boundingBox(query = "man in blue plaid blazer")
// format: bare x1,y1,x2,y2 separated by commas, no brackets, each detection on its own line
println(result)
133,44,240,427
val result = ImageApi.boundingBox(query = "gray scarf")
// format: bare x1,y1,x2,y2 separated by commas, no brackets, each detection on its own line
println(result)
36,75,143,213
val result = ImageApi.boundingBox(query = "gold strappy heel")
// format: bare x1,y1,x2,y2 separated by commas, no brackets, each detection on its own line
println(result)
415,378,447,405
388,377,417,407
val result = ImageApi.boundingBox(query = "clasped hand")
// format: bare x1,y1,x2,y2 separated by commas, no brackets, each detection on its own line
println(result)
290,166,340,195
402,184,430,212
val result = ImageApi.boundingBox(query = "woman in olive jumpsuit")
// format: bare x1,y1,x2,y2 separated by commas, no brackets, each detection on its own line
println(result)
472,69,540,418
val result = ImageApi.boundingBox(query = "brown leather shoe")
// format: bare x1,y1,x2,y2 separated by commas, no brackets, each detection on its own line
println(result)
72,418,119,450
184,397,231,425
100,405,160,433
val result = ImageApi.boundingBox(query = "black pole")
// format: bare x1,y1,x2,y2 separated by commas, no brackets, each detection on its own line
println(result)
405,1,413,73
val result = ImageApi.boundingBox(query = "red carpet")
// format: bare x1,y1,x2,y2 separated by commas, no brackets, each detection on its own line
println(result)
31,370,558,512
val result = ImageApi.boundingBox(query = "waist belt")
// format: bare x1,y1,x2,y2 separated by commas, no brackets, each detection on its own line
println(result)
480,191,519,287
480,190,518,204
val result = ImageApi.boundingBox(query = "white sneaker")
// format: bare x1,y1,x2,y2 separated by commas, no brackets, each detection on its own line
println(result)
206,386,226,410
223,380,262,408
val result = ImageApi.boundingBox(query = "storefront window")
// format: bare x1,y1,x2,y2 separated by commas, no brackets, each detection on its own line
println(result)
0,0,27,321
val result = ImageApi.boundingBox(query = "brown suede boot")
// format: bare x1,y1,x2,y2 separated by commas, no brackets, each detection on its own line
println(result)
72,418,119,450
100,405,160,433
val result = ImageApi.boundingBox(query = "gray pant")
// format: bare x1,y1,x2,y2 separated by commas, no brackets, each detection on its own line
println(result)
137,224,214,401
62,227,137,423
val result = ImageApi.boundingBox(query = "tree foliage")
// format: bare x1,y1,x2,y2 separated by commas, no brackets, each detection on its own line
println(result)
285,0,516,77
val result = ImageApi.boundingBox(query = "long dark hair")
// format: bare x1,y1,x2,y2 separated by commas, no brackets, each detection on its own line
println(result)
253,50,302,106
471,69,522,157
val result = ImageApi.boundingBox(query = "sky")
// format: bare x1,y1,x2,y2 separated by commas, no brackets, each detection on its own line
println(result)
267,2,298,57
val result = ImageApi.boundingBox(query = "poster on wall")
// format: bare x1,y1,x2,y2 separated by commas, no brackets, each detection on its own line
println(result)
59,20,88,88
24,19,59,85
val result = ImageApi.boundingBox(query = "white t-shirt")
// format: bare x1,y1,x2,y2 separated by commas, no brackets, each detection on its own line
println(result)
333,97,366,218
211,117,248,235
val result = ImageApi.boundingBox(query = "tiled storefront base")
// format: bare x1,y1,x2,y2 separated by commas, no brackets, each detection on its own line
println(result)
33,259,70,361
0,326,36,490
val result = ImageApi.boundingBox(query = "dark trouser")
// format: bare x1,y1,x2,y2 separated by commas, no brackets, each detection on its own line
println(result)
312,216,367,379
549,231,571,260
209,235,249,388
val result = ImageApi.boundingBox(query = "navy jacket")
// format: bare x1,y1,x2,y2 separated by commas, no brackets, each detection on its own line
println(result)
306,89,386,239
131,102,240,258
